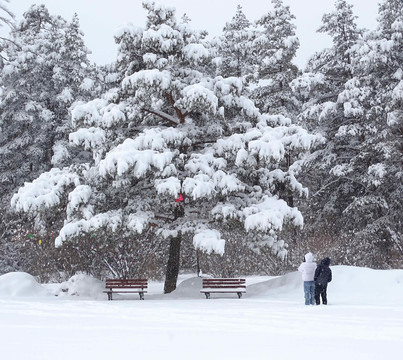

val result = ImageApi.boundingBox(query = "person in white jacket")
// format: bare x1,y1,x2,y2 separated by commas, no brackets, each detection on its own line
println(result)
298,252,317,305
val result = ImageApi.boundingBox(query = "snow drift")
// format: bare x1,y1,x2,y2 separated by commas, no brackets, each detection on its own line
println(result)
0,272,50,297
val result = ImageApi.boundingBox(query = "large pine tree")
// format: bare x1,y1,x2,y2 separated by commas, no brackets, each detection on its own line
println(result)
12,2,319,290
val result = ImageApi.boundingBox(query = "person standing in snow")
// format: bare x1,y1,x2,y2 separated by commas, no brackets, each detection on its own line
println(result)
298,252,317,305
314,257,332,305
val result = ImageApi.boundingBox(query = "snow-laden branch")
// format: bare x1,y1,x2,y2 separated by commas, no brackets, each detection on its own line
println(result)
11,168,80,212
193,229,225,255
142,107,180,126
55,209,154,247
243,195,303,232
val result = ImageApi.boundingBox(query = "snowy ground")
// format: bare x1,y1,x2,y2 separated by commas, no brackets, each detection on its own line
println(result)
1,266,402,360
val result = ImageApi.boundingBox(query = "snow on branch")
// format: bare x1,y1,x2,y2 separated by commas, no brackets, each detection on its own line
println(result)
133,127,186,150
98,127,187,178
122,69,171,93
177,83,218,114
69,127,106,150
66,185,93,220
155,177,181,197
99,139,175,178
183,174,216,200
185,152,227,176
216,124,319,163
193,229,225,255
142,107,180,126
182,43,210,64
11,168,80,212
55,209,153,247
142,24,181,53
243,195,303,232
71,99,126,129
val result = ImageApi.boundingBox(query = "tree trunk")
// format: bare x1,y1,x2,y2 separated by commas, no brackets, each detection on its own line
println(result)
164,233,182,294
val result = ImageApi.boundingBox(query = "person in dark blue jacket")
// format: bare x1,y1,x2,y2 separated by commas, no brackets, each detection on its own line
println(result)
314,257,332,305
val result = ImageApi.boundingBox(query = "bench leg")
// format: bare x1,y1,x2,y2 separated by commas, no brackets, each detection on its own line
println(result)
107,292,113,301
139,292,144,300
204,292,210,299
237,292,242,299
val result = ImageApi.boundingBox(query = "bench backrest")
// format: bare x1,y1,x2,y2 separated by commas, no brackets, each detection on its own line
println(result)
105,279,148,289
202,278,246,289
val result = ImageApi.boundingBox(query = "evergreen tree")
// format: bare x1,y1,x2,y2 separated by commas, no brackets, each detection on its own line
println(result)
333,0,403,266
290,0,364,265
216,5,255,79
251,0,300,117
292,0,402,267
12,2,319,290
0,5,95,274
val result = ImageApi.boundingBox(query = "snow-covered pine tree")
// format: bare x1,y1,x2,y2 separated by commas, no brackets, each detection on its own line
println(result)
332,0,403,266
12,2,319,290
289,1,362,259
292,0,361,131
0,5,94,191
0,5,95,274
250,0,300,117
292,0,402,267
215,5,255,80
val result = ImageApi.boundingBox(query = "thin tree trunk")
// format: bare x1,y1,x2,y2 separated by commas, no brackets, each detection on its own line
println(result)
164,233,182,293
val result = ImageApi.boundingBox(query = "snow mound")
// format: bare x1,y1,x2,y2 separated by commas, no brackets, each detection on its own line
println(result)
165,276,203,299
330,265,403,305
0,272,50,297
247,266,403,305
56,274,105,299
246,271,301,298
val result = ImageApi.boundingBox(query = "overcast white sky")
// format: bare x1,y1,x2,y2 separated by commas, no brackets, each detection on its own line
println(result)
5,0,379,68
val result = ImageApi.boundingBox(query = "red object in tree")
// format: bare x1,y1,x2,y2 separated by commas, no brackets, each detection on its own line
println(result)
175,194,183,202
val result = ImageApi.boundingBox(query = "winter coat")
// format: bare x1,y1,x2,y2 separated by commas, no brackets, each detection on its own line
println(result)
314,257,332,286
298,252,317,281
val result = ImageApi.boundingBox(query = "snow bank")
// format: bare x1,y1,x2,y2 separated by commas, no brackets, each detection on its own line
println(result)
330,265,403,305
1,266,403,305
0,272,50,297
165,276,203,299
247,271,301,298
55,274,105,299
248,266,403,305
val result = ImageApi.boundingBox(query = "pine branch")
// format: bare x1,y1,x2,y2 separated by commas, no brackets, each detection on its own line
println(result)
141,108,180,126
0,36,22,50
165,92,189,124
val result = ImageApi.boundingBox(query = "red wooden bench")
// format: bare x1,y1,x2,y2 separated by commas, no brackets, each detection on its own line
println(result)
104,279,148,300
200,278,246,299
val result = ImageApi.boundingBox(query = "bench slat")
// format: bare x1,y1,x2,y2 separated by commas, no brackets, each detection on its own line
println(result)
202,279,245,282
201,278,246,299
200,288,246,292
106,285,147,289
203,282,245,286
105,279,148,300
106,279,148,284
103,290,148,293
202,279,245,286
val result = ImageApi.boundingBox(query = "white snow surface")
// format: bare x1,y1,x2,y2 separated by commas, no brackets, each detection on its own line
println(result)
1,266,402,360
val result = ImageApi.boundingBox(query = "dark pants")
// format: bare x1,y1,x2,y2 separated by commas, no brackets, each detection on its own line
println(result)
315,283,328,305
